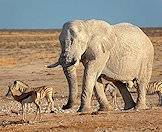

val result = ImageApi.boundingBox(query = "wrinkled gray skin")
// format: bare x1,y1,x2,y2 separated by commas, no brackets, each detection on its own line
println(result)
47,19,154,112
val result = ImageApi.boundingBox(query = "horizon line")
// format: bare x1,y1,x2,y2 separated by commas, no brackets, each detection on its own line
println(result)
0,26,162,30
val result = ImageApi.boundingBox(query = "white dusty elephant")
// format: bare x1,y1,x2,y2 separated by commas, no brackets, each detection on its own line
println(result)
47,19,154,113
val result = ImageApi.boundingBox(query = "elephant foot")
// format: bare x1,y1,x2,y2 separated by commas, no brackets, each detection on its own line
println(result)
62,101,74,110
98,105,113,112
62,104,71,110
50,110,55,113
91,111,107,115
135,103,149,111
124,102,136,110
91,106,113,115
77,106,92,114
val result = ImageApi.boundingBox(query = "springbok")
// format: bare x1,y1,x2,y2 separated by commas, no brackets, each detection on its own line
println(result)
6,80,54,121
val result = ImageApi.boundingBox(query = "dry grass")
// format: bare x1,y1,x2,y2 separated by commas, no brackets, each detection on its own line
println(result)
0,57,17,66
0,28,162,131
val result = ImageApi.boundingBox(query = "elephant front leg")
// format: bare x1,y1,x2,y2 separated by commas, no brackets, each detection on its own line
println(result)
62,67,78,110
78,64,97,113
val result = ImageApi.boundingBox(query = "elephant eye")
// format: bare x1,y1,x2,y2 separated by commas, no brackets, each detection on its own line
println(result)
70,37,73,44
61,40,65,45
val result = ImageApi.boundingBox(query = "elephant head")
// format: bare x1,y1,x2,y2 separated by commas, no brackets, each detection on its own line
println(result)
49,21,89,109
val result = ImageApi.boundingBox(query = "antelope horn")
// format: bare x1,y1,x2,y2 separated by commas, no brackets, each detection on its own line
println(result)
6,86,11,97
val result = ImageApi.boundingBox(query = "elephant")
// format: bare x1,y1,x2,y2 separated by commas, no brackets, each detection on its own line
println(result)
47,19,154,113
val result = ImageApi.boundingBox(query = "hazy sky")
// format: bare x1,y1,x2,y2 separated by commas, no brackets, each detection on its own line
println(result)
0,0,161,29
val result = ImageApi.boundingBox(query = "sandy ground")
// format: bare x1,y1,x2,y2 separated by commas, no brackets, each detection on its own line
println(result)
0,28,162,131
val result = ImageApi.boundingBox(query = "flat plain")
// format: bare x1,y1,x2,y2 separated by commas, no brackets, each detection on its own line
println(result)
0,28,162,131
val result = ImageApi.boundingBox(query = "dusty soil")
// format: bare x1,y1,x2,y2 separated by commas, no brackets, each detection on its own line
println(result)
0,28,162,131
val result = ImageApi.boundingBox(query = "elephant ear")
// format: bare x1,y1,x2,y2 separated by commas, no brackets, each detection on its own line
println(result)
100,29,117,53
90,29,116,54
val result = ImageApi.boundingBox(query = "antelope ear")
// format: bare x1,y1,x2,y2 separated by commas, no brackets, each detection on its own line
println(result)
14,80,17,85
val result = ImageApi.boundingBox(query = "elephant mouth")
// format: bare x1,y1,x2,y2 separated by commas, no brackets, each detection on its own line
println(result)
60,57,79,69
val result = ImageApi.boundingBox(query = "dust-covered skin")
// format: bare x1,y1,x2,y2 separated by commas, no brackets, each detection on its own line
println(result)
48,19,154,112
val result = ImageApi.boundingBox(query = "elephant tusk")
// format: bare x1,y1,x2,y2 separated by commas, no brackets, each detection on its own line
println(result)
45,61,60,68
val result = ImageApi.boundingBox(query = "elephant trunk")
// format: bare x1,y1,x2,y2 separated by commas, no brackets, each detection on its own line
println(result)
48,55,79,110
62,64,79,110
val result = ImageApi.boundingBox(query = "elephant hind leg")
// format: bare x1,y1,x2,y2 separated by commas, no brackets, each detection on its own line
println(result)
94,78,112,111
135,81,148,110
136,60,153,110
113,81,136,110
